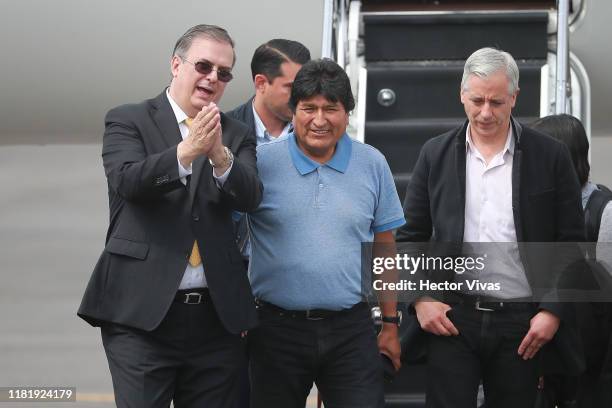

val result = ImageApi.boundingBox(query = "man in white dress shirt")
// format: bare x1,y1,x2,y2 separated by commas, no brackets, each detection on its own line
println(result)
397,47,585,408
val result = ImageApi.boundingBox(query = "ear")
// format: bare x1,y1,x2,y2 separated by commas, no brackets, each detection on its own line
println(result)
254,74,269,92
171,55,181,78
460,88,466,105
510,88,520,108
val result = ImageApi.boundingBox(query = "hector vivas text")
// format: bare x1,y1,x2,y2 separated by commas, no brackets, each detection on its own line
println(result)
371,253,501,293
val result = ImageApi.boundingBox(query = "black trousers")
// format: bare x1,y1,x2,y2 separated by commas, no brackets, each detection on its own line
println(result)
101,295,245,408
426,304,539,408
249,302,384,408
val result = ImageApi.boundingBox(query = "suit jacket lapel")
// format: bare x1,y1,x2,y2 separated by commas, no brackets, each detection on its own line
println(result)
246,98,256,134
456,122,468,242
510,117,524,241
149,89,207,204
151,90,183,148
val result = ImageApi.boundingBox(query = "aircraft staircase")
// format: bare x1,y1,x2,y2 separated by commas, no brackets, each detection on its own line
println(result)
320,1,590,406
363,1,550,198
323,0,590,200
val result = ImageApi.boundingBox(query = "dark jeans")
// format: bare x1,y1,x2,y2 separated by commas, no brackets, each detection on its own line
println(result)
249,302,384,408
426,303,539,408
101,297,245,408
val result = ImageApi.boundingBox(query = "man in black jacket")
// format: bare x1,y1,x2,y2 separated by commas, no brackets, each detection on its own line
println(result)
397,47,585,408
226,38,310,144
78,24,262,408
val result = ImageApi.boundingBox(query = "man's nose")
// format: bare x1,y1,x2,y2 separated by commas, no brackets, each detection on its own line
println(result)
480,103,493,118
312,109,326,125
205,69,218,83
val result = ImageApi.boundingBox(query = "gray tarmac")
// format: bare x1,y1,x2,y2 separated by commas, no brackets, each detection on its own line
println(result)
0,145,111,407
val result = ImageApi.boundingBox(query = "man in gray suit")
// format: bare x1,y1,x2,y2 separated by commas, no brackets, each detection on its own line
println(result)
78,24,262,408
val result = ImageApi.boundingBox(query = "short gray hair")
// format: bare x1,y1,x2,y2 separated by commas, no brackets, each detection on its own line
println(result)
172,24,236,67
461,47,519,95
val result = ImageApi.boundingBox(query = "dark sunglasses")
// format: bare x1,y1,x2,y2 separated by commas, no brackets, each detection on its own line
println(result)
181,57,233,83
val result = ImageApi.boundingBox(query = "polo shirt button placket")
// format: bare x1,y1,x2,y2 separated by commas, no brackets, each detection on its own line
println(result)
314,170,323,208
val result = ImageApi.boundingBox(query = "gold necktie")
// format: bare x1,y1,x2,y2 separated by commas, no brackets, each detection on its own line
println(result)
184,118,201,267
188,241,202,267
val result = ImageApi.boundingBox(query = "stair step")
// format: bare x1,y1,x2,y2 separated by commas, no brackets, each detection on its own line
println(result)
364,11,548,61
366,118,464,175
366,60,544,120
362,1,556,13
366,116,540,176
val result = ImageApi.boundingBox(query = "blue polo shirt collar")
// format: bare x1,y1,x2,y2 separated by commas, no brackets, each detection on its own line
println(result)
288,133,352,175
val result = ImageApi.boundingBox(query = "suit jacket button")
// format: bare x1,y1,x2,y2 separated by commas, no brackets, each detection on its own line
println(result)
193,216,200,221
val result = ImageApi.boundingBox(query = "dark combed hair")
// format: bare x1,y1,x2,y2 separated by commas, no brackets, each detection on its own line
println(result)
531,114,590,186
250,39,310,81
289,58,355,112
172,24,236,66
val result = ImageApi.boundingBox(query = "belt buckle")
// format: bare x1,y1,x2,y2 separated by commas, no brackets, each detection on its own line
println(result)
305,310,324,321
475,300,495,312
184,292,203,305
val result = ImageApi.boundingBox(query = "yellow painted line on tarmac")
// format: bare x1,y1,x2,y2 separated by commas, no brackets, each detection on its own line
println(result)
76,393,115,402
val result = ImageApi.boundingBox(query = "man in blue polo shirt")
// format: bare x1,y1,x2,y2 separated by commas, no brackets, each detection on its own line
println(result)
247,59,405,408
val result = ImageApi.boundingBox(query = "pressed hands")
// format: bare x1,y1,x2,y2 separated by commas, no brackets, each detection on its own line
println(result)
177,102,231,176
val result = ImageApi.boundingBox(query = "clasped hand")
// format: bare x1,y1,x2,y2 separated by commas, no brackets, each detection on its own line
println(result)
178,103,225,168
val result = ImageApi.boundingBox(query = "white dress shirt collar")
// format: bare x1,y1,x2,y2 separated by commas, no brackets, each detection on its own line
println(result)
252,102,292,144
166,88,189,126
465,124,515,162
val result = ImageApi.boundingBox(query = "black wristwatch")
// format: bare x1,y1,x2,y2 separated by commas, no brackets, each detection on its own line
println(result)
381,311,402,326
